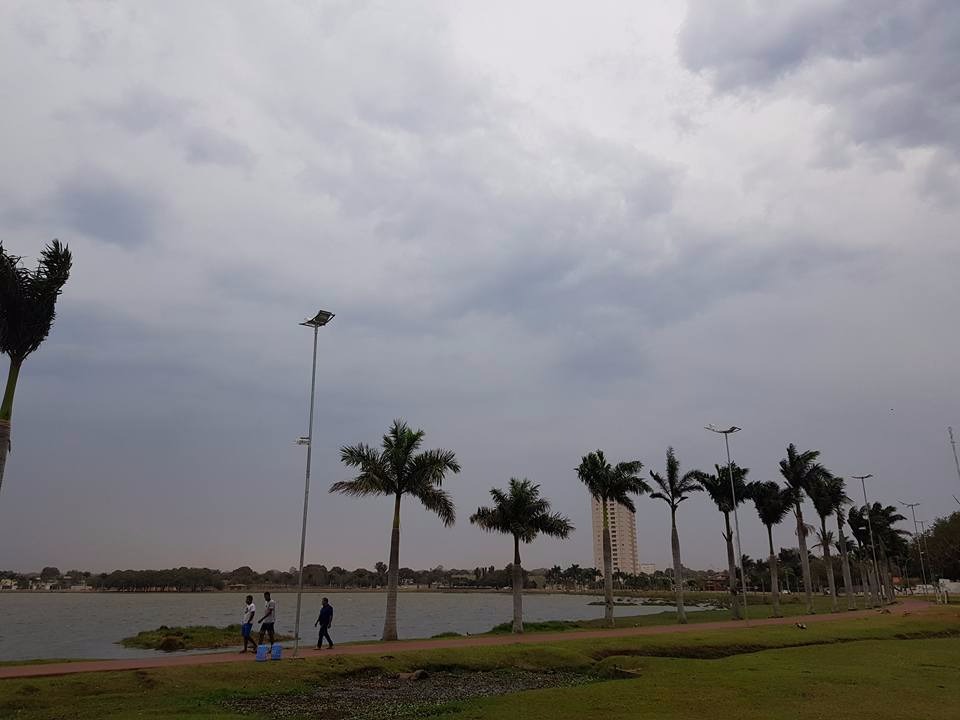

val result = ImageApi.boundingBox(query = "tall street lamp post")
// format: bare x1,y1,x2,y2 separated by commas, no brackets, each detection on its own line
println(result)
899,501,929,596
293,309,334,657
852,474,882,605
705,425,748,620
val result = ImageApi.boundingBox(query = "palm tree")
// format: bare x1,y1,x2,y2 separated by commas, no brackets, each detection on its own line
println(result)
746,480,792,617
848,506,880,606
806,472,840,612
0,240,72,496
649,447,703,624
825,476,857,610
698,463,749,620
576,450,647,626
470,478,573,633
870,503,908,604
778,444,829,614
331,419,460,641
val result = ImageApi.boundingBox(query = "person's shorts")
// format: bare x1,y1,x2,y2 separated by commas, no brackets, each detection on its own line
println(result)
241,623,253,638
261,622,275,634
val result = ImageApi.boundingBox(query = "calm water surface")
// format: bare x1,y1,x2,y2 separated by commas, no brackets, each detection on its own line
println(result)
0,592,702,661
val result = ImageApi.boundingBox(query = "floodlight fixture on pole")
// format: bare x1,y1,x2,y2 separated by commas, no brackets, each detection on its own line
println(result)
301,310,335,329
852,474,883,605
705,424,748,620
899,501,929,595
293,309,334,658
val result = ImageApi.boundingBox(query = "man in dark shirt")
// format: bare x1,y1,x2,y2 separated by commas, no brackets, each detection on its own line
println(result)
314,597,334,649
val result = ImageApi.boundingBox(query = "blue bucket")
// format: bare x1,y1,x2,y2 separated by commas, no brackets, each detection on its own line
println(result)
271,643,282,661
255,644,269,662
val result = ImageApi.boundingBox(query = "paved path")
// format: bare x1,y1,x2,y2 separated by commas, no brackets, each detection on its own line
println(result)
0,600,929,680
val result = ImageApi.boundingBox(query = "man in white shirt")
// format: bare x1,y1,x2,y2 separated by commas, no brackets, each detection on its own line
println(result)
240,595,257,653
257,591,277,645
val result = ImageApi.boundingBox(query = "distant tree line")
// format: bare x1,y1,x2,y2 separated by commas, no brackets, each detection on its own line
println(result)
0,562,535,592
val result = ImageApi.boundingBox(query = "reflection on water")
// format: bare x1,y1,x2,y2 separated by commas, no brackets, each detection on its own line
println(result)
0,591,704,661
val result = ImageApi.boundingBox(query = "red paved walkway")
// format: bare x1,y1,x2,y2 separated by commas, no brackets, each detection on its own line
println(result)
0,600,929,680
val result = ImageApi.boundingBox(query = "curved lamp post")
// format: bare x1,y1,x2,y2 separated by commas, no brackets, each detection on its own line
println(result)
705,424,748,620
852,474,882,605
293,309,334,657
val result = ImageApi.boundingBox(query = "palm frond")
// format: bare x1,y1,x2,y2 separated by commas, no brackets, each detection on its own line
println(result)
414,484,456,527
408,448,461,487
0,240,72,361
576,450,646,509
469,505,508,534
531,511,574,539
329,476,393,497
746,480,792,528
471,477,573,545
648,448,703,510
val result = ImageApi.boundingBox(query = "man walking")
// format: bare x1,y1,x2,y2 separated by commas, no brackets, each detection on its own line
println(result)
240,595,257,653
257,591,277,645
314,597,334,649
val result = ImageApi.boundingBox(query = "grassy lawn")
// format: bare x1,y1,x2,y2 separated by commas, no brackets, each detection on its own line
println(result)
447,636,959,720
120,626,292,652
0,605,956,719
490,593,867,633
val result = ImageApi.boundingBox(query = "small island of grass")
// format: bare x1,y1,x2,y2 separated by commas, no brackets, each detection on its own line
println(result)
120,625,292,652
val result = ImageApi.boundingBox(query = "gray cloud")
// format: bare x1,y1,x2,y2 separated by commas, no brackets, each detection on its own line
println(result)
53,170,161,247
680,1,960,178
90,87,255,168
0,2,957,577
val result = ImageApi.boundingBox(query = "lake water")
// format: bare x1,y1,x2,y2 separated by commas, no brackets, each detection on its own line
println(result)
0,591,701,661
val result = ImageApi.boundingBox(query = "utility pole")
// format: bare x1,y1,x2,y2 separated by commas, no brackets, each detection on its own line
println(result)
853,474,883,605
293,309,335,657
950,427,960,487
900,501,928,596
705,425,749,620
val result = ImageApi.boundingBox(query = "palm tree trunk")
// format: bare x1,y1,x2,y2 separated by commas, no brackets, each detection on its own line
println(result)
877,544,894,605
821,517,838,612
860,547,873,608
670,507,687,624
602,502,614,627
512,534,523,634
382,493,402,641
795,504,814,614
723,511,742,620
866,562,879,607
836,518,855,611
767,525,781,617
0,358,22,497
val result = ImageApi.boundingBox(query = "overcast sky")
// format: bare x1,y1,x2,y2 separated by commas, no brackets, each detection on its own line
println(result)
1,1,958,575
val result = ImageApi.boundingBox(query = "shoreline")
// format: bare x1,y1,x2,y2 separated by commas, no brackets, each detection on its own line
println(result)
0,599,931,679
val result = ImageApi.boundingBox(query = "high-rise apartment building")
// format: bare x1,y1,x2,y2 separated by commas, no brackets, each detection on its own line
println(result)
591,497,639,576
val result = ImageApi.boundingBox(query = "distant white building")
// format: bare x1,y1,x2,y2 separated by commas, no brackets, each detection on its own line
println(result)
939,579,960,594
639,563,657,575
591,497,639,576
0,578,17,591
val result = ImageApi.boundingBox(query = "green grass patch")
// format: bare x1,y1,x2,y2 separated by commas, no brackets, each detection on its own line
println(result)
448,635,960,719
0,605,956,719
486,594,861,635
119,625,292,652
488,620,583,634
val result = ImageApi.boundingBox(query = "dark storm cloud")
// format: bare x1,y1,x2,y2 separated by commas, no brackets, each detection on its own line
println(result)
53,170,161,247
680,1,960,170
91,87,255,168
181,126,255,168
449,230,868,334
